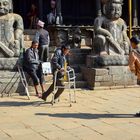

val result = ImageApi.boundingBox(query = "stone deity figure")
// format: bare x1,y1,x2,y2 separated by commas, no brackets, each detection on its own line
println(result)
47,0,56,25
0,0,24,58
94,0,130,56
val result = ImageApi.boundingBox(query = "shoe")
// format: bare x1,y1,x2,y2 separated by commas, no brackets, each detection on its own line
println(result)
52,98,60,103
134,112,140,117
41,94,47,101
35,93,41,97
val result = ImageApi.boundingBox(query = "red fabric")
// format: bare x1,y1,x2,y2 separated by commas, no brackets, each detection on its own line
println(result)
129,51,140,79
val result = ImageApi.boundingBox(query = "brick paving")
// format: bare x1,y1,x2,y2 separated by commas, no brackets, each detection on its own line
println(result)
0,88,140,140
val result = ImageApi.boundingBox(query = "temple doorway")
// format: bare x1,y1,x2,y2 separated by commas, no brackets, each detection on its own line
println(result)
13,0,50,29
12,0,130,28
13,0,96,28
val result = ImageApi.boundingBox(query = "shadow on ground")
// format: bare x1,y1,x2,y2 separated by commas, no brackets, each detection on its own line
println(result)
35,113,138,119
0,101,50,107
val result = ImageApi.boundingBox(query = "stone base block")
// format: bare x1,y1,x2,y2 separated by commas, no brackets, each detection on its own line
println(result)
86,55,128,67
0,58,18,70
81,66,137,90
0,71,25,96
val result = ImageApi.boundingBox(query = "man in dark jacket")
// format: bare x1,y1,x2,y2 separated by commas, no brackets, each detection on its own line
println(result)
23,40,45,96
34,20,50,62
41,44,70,102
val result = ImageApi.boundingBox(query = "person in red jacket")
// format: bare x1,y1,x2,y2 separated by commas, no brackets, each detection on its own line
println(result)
129,36,140,117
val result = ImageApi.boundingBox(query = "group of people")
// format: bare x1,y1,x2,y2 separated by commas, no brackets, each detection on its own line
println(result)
23,19,140,116
23,19,70,102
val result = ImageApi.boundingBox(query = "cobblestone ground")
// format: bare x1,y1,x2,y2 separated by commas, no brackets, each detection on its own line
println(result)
0,88,140,140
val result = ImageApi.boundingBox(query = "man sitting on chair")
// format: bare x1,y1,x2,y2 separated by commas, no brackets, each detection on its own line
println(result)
41,44,70,102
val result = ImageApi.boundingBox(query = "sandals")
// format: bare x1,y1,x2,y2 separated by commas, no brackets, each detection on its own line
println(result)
35,93,42,98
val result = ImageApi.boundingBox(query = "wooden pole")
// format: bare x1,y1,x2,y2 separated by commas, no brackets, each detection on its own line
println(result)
56,0,63,25
133,0,138,27
129,0,132,38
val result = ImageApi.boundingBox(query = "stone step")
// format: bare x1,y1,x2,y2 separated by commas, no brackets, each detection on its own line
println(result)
24,35,34,41
28,72,84,86
24,29,37,35
70,64,85,73
69,48,91,65
24,41,32,48
70,48,92,54
45,73,83,81
27,80,87,94
69,54,87,65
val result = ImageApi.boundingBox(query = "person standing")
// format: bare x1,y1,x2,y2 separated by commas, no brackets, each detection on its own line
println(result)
27,4,38,29
34,20,50,62
41,44,70,102
129,36,140,117
23,41,45,97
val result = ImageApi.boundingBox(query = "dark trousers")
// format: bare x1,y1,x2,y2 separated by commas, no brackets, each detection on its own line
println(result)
42,79,64,100
25,66,44,86
38,45,49,62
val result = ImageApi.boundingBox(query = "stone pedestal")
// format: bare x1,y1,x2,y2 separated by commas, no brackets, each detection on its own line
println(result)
81,66,137,90
86,55,129,67
0,58,19,70
0,58,25,96
0,71,25,96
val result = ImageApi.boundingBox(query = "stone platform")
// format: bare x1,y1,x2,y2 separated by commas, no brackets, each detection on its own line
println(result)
81,66,137,90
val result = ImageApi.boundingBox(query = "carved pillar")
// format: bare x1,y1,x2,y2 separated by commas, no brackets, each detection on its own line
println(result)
56,0,63,25
96,0,102,16
132,0,138,27
129,0,132,38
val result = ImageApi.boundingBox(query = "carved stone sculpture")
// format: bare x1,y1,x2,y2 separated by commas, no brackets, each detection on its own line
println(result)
0,0,24,58
47,0,56,25
83,0,137,89
94,0,130,56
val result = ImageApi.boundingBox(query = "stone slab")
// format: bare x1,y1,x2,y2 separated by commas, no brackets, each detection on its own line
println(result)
0,71,25,96
0,58,18,70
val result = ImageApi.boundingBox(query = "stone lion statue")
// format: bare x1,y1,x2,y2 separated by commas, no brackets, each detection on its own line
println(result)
0,0,24,58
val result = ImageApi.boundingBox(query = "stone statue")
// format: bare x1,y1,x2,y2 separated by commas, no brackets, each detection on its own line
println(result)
94,0,130,56
72,27,81,48
0,0,24,58
47,0,56,25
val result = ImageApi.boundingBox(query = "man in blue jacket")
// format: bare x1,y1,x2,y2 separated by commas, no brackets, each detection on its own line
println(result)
41,44,70,102
23,40,45,96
